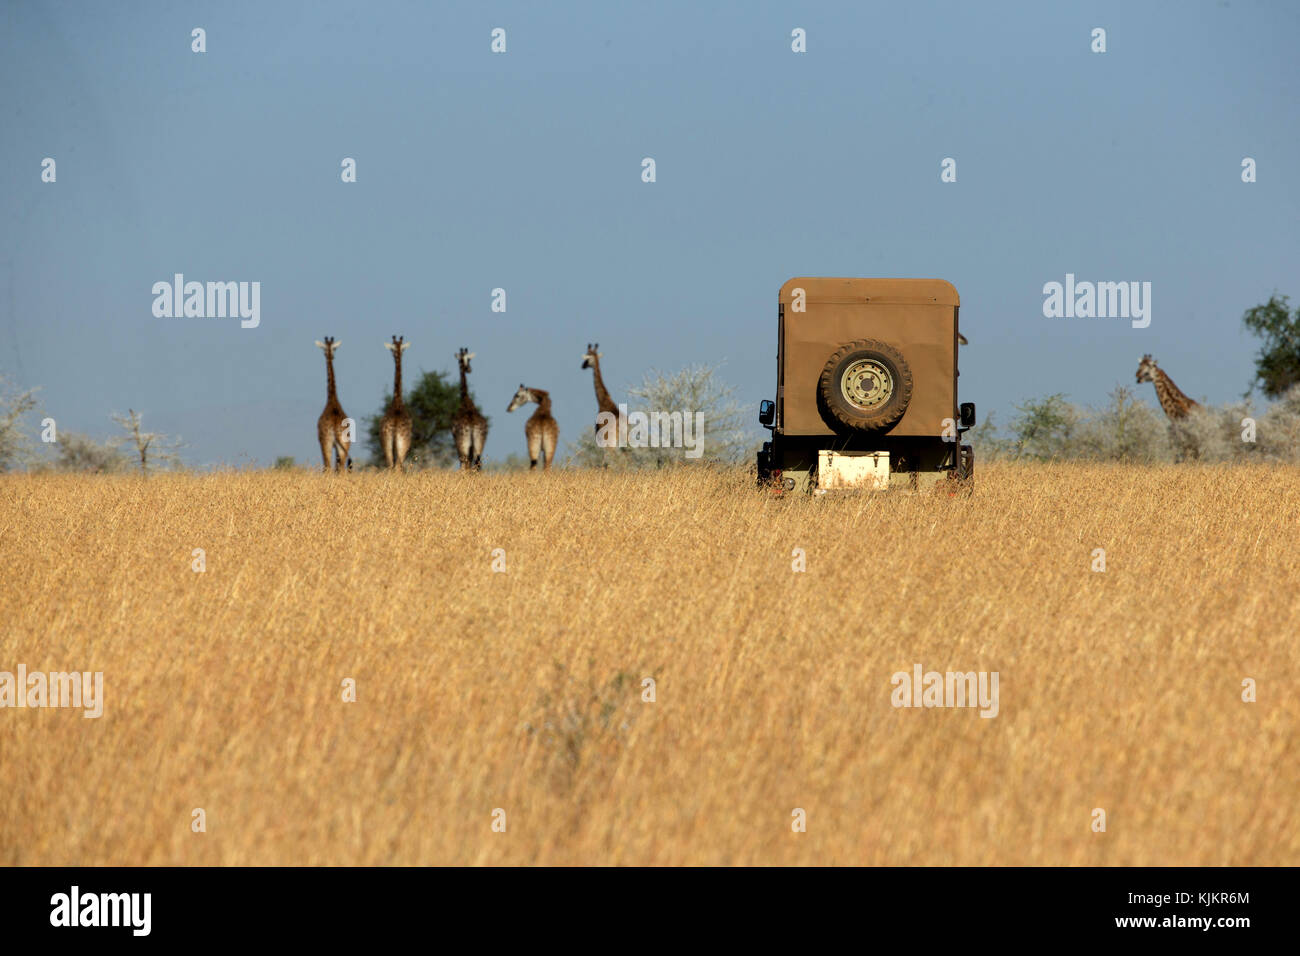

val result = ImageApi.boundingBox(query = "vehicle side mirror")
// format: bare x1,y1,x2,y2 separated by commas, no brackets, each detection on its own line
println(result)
959,402,976,428
758,399,775,428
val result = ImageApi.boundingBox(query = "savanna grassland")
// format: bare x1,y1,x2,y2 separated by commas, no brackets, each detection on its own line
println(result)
1,463,1297,866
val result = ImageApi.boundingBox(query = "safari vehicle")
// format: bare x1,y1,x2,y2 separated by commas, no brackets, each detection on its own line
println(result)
756,277,975,493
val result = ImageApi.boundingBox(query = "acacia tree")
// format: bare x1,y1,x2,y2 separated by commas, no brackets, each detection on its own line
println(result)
0,375,38,472
365,369,482,468
1075,385,1170,462
55,432,126,473
1007,393,1078,460
1242,294,1300,398
110,409,184,473
568,362,756,468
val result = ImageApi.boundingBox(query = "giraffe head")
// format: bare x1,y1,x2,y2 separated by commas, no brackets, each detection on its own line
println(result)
507,384,534,413
384,335,410,355
1136,354,1158,384
581,343,602,369
456,347,475,374
315,337,340,357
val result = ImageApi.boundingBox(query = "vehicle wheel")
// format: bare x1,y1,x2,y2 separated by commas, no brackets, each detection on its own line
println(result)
818,339,913,432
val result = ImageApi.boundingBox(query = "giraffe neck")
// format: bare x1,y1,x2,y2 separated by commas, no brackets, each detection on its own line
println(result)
391,353,405,410
531,388,552,416
590,358,615,413
1153,367,1195,420
325,353,338,402
458,366,477,414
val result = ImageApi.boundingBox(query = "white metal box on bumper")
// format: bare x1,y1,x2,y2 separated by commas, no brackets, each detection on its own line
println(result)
815,450,890,491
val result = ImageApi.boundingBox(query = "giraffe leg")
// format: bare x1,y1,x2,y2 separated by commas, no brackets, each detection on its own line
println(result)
472,426,486,471
527,426,542,471
543,429,556,470
394,430,411,472
454,426,472,470
319,431,332,471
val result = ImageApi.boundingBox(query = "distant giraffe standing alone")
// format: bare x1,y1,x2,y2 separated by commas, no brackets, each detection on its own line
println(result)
453,347,488,470
507,384,559,470
1136,354,1199,419
1137,353,1200,459
581,343,618,436
380,335,413,470
315,337,350,472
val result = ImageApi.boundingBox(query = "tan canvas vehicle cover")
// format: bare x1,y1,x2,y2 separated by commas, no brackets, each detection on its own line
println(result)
777,278,960,439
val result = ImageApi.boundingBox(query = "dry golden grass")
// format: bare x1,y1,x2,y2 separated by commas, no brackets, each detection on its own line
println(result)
1,463,1296,865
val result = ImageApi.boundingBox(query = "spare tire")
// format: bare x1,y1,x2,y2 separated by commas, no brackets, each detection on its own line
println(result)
818,339,912,432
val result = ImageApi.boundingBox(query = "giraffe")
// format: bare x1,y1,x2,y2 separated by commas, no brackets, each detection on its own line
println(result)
452,347,488,470
1136,354,1199,419
581,343,618,436
315,337,350,472
1136,354,1200,459
507,384,559,470
380,335,413,470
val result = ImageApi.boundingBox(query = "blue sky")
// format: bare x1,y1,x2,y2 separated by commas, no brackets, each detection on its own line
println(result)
2,0,1297,466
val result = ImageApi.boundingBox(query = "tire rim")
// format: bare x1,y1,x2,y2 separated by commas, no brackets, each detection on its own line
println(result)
840,359,893,410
